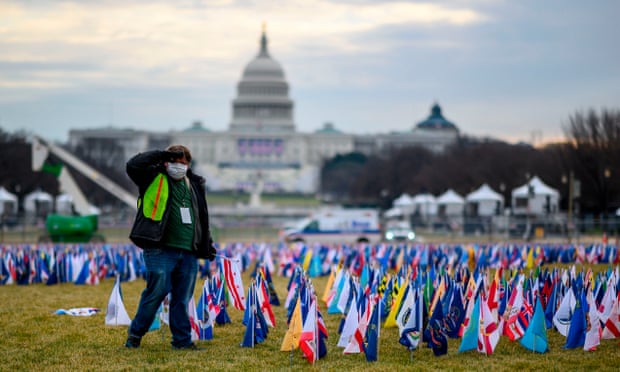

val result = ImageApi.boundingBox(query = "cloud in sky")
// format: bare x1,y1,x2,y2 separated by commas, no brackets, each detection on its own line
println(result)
0,0,618,144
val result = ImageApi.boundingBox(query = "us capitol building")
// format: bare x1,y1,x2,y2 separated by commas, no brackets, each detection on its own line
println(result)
69,29,459,194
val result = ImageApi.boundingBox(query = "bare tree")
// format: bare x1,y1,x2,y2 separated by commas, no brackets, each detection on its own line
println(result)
563,108,620,215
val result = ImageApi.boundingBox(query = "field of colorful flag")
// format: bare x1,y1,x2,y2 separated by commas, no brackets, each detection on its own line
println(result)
1,241,618,286
3,240,620,365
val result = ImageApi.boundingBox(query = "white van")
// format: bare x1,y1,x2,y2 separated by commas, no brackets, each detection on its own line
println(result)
280,208,382,244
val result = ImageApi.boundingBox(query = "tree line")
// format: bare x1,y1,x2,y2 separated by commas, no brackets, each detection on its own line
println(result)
321,108,620,218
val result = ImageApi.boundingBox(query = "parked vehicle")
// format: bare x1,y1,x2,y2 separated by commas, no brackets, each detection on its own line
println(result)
280,208,381,244
384,220,416,242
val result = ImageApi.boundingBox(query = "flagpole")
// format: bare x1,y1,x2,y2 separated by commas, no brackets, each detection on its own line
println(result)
113,275,118,326
377,294,381,360
533,320,536,354
314,293,318,364
288,293,297,367
289,298,295,367
115,274,120,326
251,284,255,348
309,278,317,364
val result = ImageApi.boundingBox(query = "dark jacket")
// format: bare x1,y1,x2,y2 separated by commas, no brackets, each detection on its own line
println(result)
126,150,215,259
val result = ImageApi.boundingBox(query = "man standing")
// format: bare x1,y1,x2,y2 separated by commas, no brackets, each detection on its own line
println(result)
124,145,216,350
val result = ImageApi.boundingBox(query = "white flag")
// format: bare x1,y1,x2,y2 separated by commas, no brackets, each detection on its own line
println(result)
105,276,132,326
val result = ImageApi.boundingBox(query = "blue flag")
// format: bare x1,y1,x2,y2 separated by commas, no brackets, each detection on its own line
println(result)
196,283,213,340
263,266,280,306
241,284,267,347
544,279,557,329
240,293,255,347
445,284,466,338
426,299,448,356
520,298,548,353
308,252,322,277
148,304,161,332
459,296,480,353
363,298,380,362
215,278,231,325
73,259,89,285
564,290,586,349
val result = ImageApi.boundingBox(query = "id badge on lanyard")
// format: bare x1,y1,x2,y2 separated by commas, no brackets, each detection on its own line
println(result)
180,178,192,224
180,207,192,224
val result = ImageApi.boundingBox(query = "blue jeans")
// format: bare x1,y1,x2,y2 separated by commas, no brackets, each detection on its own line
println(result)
128,248,198,348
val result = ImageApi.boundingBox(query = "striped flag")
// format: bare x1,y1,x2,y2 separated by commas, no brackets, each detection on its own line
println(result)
602,296,620,339
256,270,276,327
222,258,245,311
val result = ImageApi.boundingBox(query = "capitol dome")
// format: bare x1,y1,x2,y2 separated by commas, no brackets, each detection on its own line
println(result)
230,27,295,132
241,34,285,81
416,103,458,131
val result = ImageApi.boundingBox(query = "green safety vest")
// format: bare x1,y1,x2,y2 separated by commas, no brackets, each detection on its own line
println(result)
137,174,169,222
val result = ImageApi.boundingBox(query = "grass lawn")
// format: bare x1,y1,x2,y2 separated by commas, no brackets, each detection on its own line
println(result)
1,260,619,371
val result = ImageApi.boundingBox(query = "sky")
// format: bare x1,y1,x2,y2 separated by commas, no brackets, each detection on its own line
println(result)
1,0,618,145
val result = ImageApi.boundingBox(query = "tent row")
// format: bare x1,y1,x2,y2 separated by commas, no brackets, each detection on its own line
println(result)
386,176,560,218
0,187,85,216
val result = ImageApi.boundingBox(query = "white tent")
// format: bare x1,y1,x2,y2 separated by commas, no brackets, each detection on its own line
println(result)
412,193,437,217
392,193,415,215
465,184,504,216
55,193,74,215
24,189,53,213
55,193,101,215
0,187,18,215
511,176,560,215
393,193,413,207
436,189,464,216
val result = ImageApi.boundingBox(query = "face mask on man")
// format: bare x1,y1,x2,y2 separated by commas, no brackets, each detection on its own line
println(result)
166,162,188,180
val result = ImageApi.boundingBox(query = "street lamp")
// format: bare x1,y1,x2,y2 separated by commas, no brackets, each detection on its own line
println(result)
603,167,611,232
603,167,611,217
562,172,575,242
561,171,582,243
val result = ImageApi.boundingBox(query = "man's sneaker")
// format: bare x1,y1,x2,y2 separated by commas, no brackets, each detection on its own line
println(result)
172,342,204,351
125,335,141,348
